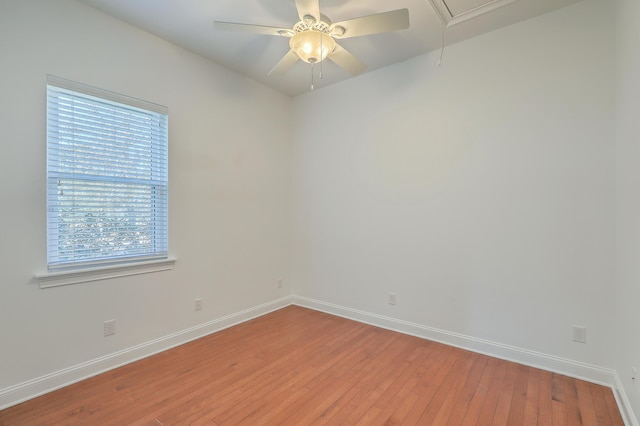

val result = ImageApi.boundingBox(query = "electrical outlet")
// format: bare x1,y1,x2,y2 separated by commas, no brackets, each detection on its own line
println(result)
632,367,637,381
572,325,586,343
195,298,203,311
388,293,396,306
104,319,116,337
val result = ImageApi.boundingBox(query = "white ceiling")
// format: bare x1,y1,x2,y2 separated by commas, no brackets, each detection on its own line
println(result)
78,0,582,97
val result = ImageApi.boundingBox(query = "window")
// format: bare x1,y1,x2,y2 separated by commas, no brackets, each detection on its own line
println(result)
46,76,168,271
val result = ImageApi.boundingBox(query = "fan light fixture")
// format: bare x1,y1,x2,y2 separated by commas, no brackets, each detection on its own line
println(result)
214,1,410,91
289,30,335,64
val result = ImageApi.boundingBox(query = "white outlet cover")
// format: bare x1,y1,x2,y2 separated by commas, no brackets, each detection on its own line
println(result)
388,293,396,306
572,326,586,343
104,319,116,337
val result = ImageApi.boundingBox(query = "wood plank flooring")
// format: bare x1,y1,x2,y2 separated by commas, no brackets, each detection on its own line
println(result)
0,306,624,425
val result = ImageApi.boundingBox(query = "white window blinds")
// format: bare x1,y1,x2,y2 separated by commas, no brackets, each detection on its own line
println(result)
46,76,168,270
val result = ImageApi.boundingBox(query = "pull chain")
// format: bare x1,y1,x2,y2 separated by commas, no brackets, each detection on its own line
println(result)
320,31,323,80
311,62,314,91
438,0,446,66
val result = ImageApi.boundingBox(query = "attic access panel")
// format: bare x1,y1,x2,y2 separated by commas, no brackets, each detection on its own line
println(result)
428,0,521,26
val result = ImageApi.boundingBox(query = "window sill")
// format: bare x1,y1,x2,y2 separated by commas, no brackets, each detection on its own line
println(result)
35,257,176,289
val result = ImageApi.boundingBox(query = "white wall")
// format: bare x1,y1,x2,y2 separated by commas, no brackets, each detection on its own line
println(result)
2,0,636,420
292,0,616,371
0,0,291,402
615,0,640,422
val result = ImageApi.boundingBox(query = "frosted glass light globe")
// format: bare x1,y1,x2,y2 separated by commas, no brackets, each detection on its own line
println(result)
290,30,335,64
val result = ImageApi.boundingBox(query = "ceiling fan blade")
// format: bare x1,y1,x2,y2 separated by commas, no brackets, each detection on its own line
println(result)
269,50,300,76
331,8,410,39
294,0,321,21
214,21,293,36
328,43,367,76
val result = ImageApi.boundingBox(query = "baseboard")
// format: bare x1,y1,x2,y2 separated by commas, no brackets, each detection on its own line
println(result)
4,294,636,425
613,372,640,426
0,296,293,411
293,296,616,387
295,296,640,424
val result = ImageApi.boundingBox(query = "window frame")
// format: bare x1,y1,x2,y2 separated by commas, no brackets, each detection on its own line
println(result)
37,76,174,288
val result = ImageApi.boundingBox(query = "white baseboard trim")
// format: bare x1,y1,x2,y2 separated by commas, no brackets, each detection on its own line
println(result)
0,296,293,411
613,372,639,426
294,296,640,423
3,294,636,425
293,296,615,386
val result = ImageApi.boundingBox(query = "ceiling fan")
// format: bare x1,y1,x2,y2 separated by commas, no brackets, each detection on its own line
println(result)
213,0,410,78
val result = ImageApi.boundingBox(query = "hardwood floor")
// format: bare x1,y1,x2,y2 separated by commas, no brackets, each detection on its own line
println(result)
0,306,624,425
